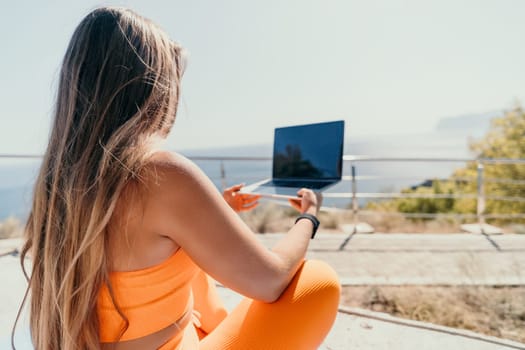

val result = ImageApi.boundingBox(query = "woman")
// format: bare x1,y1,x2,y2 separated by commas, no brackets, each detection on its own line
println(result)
17,7,340,350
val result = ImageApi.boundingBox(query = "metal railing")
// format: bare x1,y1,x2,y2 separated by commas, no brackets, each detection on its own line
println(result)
2,153,525,227
185,155,525,221
151,154,525,243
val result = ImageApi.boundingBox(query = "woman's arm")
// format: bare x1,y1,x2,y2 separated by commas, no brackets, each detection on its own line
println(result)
147,152,320,303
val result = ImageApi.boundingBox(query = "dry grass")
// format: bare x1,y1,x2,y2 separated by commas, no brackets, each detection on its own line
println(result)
240,203,346,233
0,217,23,239
239,203,293,233
318,210,343,230
239,203,466,234
341,285,525,343
240,204,522,234
353,211,464,233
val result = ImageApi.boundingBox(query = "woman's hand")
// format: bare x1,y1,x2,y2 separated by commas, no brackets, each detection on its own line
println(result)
288,188,322,216
223,184,261,212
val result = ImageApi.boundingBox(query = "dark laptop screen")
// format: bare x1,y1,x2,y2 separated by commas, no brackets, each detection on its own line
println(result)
272,120,344,180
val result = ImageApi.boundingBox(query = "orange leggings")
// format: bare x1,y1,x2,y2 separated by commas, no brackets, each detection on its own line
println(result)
191,260,341,350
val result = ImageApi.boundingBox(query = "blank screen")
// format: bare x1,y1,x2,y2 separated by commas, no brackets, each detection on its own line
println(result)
273,120,344,180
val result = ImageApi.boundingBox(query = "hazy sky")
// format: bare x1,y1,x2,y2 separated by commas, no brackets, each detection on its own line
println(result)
1,0,524,155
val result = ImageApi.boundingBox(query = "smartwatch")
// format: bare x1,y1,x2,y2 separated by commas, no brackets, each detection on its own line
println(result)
295,213,320,239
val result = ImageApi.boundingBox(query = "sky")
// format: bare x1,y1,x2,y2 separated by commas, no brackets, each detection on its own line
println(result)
0,0,524,155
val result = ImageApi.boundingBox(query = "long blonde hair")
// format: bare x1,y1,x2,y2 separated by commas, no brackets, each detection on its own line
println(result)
15,7,183,349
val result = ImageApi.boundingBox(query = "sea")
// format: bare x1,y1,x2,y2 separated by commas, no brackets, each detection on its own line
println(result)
0,127,485,221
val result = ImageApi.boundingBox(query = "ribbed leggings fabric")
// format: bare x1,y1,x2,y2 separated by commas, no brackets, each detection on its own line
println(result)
170,259,341,350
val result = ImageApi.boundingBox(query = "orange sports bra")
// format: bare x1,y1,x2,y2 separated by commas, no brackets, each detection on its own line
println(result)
97,248,200,347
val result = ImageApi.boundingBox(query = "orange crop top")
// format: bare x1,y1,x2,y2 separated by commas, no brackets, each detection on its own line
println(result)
97,249,199,346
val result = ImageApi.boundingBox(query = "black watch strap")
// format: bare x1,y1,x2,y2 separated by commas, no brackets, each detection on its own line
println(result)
295,213,320,239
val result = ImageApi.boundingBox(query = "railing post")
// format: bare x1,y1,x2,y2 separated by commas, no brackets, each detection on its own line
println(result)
220,160,226,191
460,160,502,236
351,163,358,225
339,162,359,250
477,161,485,227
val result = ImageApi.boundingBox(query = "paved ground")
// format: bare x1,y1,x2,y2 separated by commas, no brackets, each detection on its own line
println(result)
259,232,525,285
1,233,525,349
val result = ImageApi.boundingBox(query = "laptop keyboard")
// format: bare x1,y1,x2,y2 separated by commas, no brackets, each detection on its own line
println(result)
265,180,329,190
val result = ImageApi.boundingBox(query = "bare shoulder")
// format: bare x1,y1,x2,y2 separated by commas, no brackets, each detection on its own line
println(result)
143,151,206,187
146,151,195,174
140,150,220,211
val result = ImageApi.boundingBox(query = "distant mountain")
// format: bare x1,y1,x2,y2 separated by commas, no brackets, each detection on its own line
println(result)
434,110,502,137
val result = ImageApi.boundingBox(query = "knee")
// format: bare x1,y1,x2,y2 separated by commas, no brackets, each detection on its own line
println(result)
297,259,341,299
269,259,340,338
282,260,341,313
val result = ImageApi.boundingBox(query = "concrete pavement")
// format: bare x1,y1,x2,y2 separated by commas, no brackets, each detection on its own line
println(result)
1,233,525,349
258,232,525,286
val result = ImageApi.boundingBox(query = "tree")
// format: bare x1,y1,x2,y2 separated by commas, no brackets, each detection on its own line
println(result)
367,104,525,223
454,104,525,220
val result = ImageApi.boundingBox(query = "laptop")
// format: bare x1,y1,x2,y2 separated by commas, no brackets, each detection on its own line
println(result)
241,120,345,199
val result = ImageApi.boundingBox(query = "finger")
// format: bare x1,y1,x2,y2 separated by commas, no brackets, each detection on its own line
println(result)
288,198,301,211
241,201,259,211
297,188,311,197
242,195,260,204
224,183,242,193
230,183,244,192
289,197,300,205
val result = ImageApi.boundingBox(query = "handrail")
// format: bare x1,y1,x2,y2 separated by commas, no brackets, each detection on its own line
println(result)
2,153,525,164
2,153,524,231
0,154,42,159
343,155,474,162
343,155,525,164
184,156,272,161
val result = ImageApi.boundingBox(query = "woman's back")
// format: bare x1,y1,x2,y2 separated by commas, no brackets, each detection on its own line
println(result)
106,155,182,273
101,153,216,349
